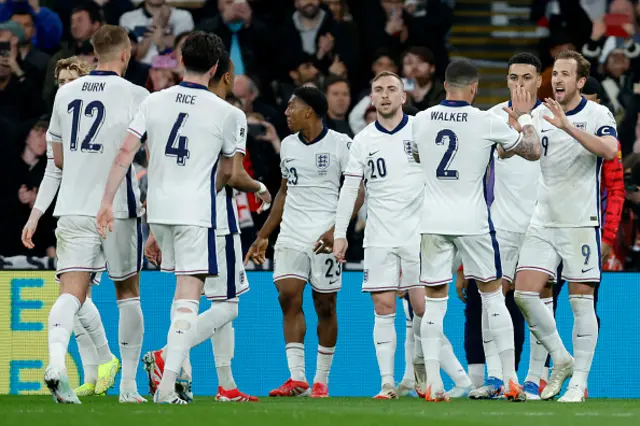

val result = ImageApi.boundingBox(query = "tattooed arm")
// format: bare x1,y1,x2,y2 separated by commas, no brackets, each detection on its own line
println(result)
510,123,542,161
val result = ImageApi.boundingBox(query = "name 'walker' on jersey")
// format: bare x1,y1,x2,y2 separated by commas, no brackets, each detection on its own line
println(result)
127,81,237,228
413,99,522,235
277,127,351,249
48,71,148,219
344,114,424,247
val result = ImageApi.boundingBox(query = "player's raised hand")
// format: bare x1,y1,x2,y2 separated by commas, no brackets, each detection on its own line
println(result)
543,97,570,130
509,85,533,118
96,203,115,239
333,238,348,263
502,106,522,132
244,237,268,265
314,229,334,255
144,232,162,266
21,219,38,249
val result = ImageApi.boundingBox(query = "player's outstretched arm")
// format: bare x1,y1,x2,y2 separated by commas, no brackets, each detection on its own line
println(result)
511,122,541,161
543,98,618,160
501,86,541,161
227,152,272,212
333,175,361,262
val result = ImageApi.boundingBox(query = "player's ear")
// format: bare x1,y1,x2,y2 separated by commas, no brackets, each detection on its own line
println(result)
208,60,219,80
577,76,586,91
401,91,406,105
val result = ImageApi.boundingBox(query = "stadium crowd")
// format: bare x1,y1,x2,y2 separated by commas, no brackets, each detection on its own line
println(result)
2,0,640,270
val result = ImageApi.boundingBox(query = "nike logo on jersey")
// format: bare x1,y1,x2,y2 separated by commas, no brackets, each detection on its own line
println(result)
329,280,338,285
576,334,592,338
368,150,380,156
582,267,594,273
376,341,392,345
483,340,493,344
541,128,553,133
285,158,294,163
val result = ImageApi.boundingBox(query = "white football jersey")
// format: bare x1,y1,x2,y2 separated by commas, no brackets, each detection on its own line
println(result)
345,115,424,247
128,82,237,228
215,106,247,235
277,128,352,250
530,97,617,227
48,71,147,218
413,100,522,235
488,100,542,233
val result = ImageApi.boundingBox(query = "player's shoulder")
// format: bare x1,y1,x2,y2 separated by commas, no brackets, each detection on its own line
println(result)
228,103,247,122
586,98,614,118
488,100,509,114
54,76,85,98
281,133,300,149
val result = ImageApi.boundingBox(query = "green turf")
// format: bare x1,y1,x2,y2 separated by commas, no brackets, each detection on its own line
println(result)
2,396,640,426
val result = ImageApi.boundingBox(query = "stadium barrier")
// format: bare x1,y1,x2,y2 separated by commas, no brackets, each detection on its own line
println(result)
1,271,638,398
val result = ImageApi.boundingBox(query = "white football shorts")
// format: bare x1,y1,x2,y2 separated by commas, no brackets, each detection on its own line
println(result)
273,246,341,293
204,233,249,300
362,244,421,292
495,228,526,283
150,223,218,276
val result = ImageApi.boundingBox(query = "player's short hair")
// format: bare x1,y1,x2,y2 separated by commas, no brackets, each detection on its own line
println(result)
292,86,328,118
54,56,92,81
507,52,542,74
181,31,225,74
72,1,104,24
90,25,130,59
211,49,231,82
323,75,350,93
555,50,590,80
372,71,403,87
582,76,604,98
445,59,479,87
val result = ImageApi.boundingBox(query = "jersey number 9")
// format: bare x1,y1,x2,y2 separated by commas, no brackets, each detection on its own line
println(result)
67,99,105,153
435,129,459,180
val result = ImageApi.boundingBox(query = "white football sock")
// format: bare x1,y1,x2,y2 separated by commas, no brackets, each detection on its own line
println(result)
158,299,198,396
193,301,238,348
568,295,598,390
440,335,473,387
403,318,415,383
72,316,98,384
77,297,113,364
412,314,423,362
468,364,485,388
374,313,396,387
117,297,144,392
514,290,572,365
314,345,335,385
421,297,447,390
481,288,517,388
482,302,503,380
48,293,81,371
285,342,306,382
525,297,553,385
212,322,236,390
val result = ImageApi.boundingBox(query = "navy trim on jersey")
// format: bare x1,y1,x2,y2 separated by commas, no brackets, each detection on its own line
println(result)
225,234,237,299
404,293,414,320
508,99,542,110
179,81,209,91
89,70,119,76
136,217,143,272
594,226,602,276
596,156,603,225
483,145,503,279
440,100,469,107
374,113,408,134
225,186,238,233
298,125,328,145
565,96,587,116
210,158,220,228
125,168,137,218
208,228,218,275
140,132,148,144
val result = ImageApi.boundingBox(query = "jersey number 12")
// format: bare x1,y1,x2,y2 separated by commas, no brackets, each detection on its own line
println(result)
165,112,190,166
67,99,105,153
435,129,459,180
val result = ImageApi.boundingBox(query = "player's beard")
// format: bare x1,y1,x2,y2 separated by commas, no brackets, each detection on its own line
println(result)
556,86,578,106
378,105,401,120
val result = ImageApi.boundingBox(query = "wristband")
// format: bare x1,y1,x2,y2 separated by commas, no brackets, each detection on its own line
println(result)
517,114,533,128
257,181,267,195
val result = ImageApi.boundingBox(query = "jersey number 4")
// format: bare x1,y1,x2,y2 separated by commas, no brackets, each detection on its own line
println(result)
67,99,105,153
435,129,459,180
165,112,190,166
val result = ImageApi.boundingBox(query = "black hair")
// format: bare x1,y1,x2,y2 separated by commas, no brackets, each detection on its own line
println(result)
402,46,435,66
323,75,349,93
181,31,225,74
508,52,542,74
445,59,479,87
72,1,104,24
293,86,329,118
10,3,35,20
174,31,191,49
212,49,231,82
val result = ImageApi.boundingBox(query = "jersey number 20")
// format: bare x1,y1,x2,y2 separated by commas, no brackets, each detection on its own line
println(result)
435,129,459,180
165,113,190,166
67,99,105,153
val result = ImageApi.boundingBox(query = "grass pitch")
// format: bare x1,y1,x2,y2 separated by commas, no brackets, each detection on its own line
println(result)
2,396,639,426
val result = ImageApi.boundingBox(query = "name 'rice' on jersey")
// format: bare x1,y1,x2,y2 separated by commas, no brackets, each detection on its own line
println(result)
488,100,542,233
127,81,236,228
413,100,522,235
47,71,148,218
530,97,617,228
344,114,424,247
277,127,351,249
215,105,247,235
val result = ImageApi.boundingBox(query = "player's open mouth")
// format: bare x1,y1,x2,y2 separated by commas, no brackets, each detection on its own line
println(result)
381,102,391,107
555,87,565,93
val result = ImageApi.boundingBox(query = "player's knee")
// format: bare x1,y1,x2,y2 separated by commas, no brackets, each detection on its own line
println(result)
568,282,596,296
314,298,336,321
114,276,140,299
172,299,199,331
213,301,239,323
278,289,303,314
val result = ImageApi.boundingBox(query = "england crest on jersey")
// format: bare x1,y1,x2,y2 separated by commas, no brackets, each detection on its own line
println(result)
316,153,330,170
574,122,587,131
404,140,413,156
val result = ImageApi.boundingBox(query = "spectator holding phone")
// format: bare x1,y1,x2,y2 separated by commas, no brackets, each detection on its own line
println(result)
401,46,444,111
8,6,50,92
119,0,194,65
0,0,62,52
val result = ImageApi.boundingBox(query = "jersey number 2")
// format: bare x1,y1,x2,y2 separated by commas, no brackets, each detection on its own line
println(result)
435,129,459,180
67,99,105,153
165,113,190,166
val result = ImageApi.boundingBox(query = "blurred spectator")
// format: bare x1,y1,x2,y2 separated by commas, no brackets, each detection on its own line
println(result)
95,0,134,26
0,22,45,132
323,75,353,137
145,53,178,92
9,9,50,92
280,0,357,80
0,118,54,257
599,47,635,120
43,2,103,107
170,30,189,77
233,73,285,136
401,46,444,111
538,30,577,101
363,105,377,126
272,52,320,112
45,0,132,42
119,0,194,65
123,29,149,87
0,0,62,52
196,0,274,84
